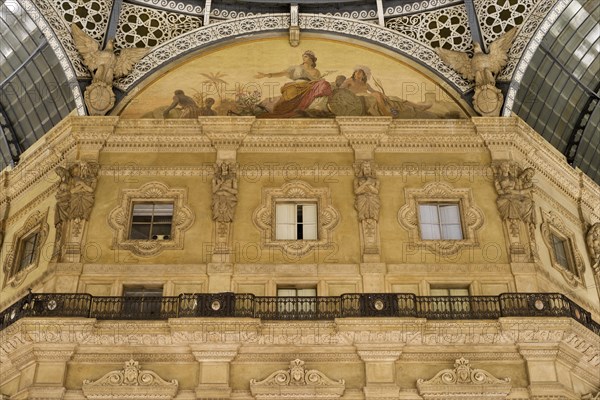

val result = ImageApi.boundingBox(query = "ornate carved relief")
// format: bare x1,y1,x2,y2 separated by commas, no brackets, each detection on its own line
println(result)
82,359,178,400
250,359,345,399
253,180,340,257
71,25,148,116
540,210,585,288
417,357,511,399
3,209,49,288
587,223,600,266
587,223,600,299
436,29,517,116
493,161,537,262
212,161,238,255
107,182,194,257
354,161,381,257
397,182,484,255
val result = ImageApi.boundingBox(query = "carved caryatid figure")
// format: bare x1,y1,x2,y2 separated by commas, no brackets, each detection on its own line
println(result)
354,160,380,221
587,223,600,266
494,162,535,225
211,161,238,222
55,162,98,224
436,29,517,116
71,24,148,115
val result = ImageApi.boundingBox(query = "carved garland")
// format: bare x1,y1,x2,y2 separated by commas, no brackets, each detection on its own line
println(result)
540,210,585,288
417,357,511,400
82,359,178,400
250,359,345,399
2,210,49,288
253,180,340,257
108,182,194,257
397,182,484,255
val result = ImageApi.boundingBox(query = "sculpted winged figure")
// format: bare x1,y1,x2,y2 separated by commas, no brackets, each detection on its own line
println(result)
71,24,148,86
435,28,517,88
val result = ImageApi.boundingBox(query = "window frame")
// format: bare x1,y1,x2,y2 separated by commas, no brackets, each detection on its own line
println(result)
3,210,49,288
253,180,340,257
398,182,484,256
541,210,585,287
108,182,194,257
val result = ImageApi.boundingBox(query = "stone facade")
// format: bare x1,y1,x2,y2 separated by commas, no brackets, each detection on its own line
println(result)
0,116,599,399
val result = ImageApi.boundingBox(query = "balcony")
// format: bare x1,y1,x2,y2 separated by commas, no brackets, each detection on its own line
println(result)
1,292,598,336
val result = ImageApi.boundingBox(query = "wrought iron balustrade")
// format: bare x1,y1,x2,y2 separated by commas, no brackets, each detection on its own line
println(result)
1,292,598,336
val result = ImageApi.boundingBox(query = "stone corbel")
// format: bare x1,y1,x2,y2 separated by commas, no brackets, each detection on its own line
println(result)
337,117,389,160
191,344,239,398
356,344,402,400
200,116,253,160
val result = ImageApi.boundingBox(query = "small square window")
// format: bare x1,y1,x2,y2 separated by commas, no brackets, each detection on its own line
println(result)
418,203,463,240
275,203,317,240
17,231,40,272
129,203,174,240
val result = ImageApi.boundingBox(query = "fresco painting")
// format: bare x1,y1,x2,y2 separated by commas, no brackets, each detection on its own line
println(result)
120,39,469,119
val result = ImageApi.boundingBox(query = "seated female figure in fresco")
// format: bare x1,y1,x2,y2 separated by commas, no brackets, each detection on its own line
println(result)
255,50,333,117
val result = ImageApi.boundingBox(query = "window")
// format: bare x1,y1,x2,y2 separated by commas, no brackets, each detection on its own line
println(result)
108,182,194,257
277,286,317,314
275,203,317,240
3,210,49,288
550,233,572,271
427,286,471,315
398,183,483,256
253,181,339,256
418,203,463,240
17,231,40,272
540,210,585,287
129,203,174,240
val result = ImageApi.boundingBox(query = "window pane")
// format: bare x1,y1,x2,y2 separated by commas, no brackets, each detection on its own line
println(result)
297,288,317,296
441,224,463,240
130,224,151,240
18,232,39,271
551,234,569,267
276,204,296,240
419,204,439,223
277,288,297,296
420,223,441,240
439,204,460,224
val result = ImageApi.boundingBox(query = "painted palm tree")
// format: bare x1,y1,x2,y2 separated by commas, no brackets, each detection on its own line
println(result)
201,72,228,103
